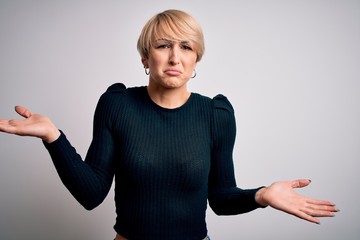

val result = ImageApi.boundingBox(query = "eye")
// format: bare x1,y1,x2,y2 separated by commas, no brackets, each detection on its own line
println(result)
156,44,171,49
181,45,193,51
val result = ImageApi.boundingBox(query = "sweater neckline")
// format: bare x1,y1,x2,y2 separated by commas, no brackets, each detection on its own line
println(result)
142,86,194,112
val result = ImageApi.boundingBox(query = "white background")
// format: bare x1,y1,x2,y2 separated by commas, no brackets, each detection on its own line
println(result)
0,0,359,239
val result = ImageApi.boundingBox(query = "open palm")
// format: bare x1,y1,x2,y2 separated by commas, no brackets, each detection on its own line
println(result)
0,106,60,143
256,179,338,224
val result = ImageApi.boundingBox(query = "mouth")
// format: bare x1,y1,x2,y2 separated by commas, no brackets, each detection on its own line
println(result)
164,68,182,76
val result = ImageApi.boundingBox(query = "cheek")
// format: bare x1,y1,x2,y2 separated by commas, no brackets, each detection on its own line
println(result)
185,58,197,70
186,54,197,67
148,55,166,68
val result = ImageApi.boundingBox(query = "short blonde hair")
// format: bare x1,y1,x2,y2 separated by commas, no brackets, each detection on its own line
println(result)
137,9,205,62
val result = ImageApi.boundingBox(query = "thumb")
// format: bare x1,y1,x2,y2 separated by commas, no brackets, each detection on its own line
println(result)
292,179,312,189
15,105,33,118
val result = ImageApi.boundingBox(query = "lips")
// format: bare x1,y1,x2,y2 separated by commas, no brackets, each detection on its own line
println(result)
164,68,182,76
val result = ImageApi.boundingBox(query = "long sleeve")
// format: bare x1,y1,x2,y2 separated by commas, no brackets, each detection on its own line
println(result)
42,84,266,239
43,84,125,210
208,94,264,215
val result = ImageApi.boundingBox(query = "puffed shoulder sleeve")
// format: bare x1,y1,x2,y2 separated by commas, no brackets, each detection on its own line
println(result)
212,94,234,112
106,82,126,92
209,94,264,215
211,94,235,147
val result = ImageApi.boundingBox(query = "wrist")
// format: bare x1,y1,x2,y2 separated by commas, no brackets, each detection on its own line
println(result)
43,128,60,143
255,187,269,207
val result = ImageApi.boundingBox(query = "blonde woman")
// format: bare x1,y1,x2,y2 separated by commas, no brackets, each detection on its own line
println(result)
0,9,338,240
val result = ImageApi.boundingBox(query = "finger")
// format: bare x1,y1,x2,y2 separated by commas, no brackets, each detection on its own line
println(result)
301,207,336,219
306,200,339,214
306,198,336,207
298,200,338,219
295,209,321,224
15,105,32,118
292,179,311,189
0,120,18,134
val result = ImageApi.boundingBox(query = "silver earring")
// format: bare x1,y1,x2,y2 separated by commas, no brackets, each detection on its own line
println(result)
144,67,150,75
191,69,197,78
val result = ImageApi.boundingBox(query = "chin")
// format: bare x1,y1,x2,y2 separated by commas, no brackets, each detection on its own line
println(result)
164,77,189,88
151,75,189,90
158,81,180,89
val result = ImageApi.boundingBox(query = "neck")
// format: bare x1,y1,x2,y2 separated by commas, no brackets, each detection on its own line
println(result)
147,84,191,109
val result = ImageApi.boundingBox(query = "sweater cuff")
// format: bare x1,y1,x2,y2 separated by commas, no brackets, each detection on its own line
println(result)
42,130,69,154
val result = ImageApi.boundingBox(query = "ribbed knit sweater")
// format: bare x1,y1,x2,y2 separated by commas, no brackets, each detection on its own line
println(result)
44,83,263,240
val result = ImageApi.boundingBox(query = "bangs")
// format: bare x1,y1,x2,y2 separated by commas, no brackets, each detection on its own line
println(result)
152,16,196,43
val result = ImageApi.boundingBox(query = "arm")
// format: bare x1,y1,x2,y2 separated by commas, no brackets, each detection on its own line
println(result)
208,95,338,223
255,179,339,224
43,91,120,210
208,95,265,215
0,88,121,210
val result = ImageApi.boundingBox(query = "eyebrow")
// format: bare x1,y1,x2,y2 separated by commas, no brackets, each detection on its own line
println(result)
156,37,190,44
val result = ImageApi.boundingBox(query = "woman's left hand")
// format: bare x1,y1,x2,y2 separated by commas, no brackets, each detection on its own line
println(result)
255,179,339,224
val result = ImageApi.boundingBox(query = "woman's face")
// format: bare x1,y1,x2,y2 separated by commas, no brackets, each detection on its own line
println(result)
143,37,197,91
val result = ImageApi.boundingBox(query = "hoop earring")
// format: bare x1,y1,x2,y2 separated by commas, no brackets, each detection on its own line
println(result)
144,67,150,75
191,69,197,78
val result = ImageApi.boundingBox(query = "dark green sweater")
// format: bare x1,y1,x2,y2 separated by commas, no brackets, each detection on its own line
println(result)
44,83,263,239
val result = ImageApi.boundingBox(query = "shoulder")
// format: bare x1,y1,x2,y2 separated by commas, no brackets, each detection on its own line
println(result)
97,83,139,109
98,83,149,112
96,83,126,106
212,94,234,113
105,82,127,93
190,92,234,113
94,83,145,119
209,94,237,144
100,83,145,101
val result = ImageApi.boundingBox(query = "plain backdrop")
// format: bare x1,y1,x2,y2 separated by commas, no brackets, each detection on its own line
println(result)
0,0,359,239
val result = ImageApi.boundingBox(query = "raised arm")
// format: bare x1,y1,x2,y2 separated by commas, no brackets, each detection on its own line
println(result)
255,179,339,224
0,90,118,210
208,95,339,224
0,105,60,143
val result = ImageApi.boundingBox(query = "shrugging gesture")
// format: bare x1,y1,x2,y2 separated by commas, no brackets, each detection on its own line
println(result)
255,179,338,224
0,106,60,143
0,9,339,240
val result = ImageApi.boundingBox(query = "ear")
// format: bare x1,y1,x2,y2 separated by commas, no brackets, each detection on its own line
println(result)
141,58,148,68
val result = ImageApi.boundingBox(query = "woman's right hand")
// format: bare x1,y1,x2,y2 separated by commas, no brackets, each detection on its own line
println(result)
0,106,60,143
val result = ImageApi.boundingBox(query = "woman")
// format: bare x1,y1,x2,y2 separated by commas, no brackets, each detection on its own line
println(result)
0,9,338,240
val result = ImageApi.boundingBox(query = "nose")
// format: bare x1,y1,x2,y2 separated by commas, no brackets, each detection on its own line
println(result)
169,46,180,65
